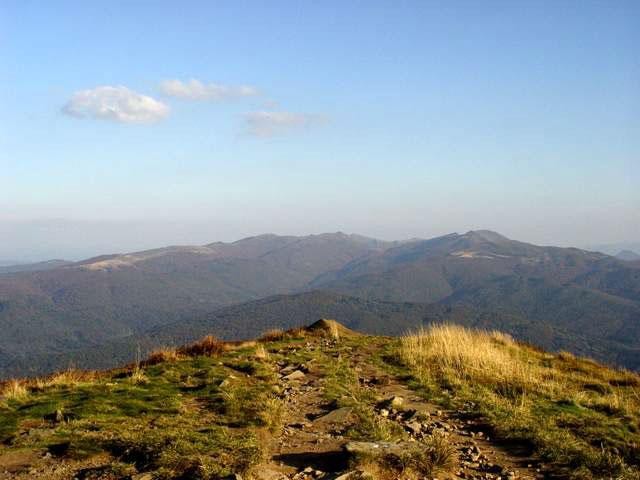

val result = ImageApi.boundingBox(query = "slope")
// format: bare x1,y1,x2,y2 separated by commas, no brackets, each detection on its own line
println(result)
1,321,638,479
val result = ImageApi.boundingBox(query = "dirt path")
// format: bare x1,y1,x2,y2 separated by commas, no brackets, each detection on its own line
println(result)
356,365,546,479
256,338,552,480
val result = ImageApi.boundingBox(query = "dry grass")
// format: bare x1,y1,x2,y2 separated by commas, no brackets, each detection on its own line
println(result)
33,368,97,390
328,320,341,340
400,324,640,478
254,344,269,360
258,327,306,342
129,365,148,385
1,379,29,401
144,347,183,366
401,324,566,398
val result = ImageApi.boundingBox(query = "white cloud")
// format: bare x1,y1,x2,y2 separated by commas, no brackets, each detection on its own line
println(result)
160,79,259,101
62,86,169,124
245,111,326,137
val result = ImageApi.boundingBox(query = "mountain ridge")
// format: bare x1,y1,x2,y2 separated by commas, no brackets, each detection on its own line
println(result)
1,230,639,377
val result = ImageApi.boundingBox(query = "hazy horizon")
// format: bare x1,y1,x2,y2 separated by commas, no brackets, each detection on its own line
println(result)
2,1,638,261
0,219,638,263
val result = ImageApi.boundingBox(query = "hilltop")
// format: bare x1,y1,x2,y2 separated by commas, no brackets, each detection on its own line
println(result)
1,321,638,480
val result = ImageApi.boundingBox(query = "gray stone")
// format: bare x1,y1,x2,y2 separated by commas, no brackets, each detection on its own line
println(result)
345,441,424,458
315,407,353,425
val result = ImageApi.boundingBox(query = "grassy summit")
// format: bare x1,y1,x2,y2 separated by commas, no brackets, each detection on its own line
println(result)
0,321,638,479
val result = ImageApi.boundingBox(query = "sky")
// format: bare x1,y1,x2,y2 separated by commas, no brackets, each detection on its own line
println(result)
1,1,639,260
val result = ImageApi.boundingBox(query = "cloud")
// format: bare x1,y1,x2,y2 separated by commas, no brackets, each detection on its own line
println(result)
62,86,169,124
160,79,259,101
244,111,326,137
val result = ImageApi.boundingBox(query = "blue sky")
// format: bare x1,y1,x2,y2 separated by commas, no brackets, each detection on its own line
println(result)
1,1,638,259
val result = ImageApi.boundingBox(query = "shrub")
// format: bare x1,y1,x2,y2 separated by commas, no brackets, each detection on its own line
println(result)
179,336,225,357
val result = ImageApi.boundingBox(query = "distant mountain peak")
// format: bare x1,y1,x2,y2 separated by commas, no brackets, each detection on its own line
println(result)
463,230,511,243
616,250,640,262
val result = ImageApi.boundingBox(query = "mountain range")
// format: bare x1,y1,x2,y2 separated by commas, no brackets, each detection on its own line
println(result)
1,230,639,378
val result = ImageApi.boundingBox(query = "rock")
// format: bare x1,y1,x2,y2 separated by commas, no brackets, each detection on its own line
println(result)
379,408,389,417
334,472,359,480
405,421,423,434
314,407,353,425
288,421,310,429
280,365,297,375
283,370,306,381
252,467,288,480
132,474,154,480
387,396,404,409
345,441,426,459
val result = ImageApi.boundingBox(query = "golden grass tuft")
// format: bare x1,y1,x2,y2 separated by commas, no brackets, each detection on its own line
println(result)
1,379,29,401
254,344,269,360
129,366,148,385
401,324,563,397
328,320,341,340
144,347,183,366
34,368,97,390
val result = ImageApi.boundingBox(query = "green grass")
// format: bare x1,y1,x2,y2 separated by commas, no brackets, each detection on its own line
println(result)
320,342,406,442
0,344,282,479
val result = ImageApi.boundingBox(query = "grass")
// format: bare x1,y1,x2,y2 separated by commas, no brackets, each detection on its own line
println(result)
1,379,29,401
4,321,638,479
0,337,284,479
399,324,640,479
322,352,406,442
143,346,182,366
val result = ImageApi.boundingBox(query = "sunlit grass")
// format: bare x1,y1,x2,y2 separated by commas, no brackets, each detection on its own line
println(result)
400,324,640,479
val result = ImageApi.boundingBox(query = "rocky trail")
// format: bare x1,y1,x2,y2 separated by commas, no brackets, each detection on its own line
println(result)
256,338,551,480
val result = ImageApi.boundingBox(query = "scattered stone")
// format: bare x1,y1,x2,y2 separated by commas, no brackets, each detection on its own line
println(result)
334,472,358,480
345,440,426,458
252,467,288,480
283,370,306,381
132,474,154,480
405,421,423,435
280,365,297,375
314,407,353,425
